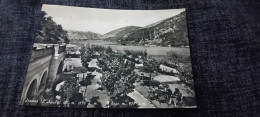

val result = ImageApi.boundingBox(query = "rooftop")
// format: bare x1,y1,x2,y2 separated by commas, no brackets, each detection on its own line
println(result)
153,75,180,83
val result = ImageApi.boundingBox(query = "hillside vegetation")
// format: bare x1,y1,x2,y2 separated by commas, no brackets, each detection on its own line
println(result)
67,30,102,40
100,26,142,42
34,11,69,44
122,11,188,46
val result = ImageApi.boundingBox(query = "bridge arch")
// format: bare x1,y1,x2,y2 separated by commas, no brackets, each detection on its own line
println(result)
26,79,38,100
57,60,64,76
24,74,40,100
39,69,48,90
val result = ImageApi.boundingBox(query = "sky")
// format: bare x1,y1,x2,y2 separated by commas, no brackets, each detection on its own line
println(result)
42,4,185,35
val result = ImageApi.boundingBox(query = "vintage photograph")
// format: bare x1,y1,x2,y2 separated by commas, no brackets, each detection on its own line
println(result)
20,4,196,108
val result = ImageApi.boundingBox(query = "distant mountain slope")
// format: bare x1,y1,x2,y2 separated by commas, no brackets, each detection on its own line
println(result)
100,26,142,42
67,30,102,40
123,11,189,46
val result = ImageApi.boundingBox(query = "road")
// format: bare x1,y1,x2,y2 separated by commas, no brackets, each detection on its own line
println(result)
127,89,155,108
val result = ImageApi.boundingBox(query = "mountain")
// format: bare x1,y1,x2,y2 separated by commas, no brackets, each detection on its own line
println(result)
67,30,102,40
122,11,189,46
100,26,142,42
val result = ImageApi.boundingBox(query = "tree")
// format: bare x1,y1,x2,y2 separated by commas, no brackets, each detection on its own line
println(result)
35,11,70,44
89,96,103,108
106,46,113,54
99,55,136,105
124,49,132,55
79,45,86,57
141,50,148,59
167,51,184,67
178,63,193,83
80,44,94,68
141,58,159,86
80,45,138,108
59,78,79,102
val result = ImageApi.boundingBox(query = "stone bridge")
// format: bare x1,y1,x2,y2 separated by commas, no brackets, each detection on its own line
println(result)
20,44,66,104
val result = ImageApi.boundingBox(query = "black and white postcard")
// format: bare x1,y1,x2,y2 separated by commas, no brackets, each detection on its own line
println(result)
20,4,196,108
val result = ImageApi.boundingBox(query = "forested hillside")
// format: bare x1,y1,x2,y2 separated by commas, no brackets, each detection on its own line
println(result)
34,11,69,44
123,11,188,46
100,26,141,42
67,30,101,40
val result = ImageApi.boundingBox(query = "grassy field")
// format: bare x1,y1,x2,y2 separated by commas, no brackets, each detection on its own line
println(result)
70,40,190,56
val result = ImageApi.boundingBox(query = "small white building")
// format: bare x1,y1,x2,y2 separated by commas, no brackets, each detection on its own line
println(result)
153,75,180,84
159,64,179,74
135,63,143,68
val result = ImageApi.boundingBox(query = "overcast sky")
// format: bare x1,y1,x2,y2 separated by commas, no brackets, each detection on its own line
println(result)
42,4,185,34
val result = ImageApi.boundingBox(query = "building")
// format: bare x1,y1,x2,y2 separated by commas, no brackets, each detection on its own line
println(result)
159,64,179,74
153,75,180,84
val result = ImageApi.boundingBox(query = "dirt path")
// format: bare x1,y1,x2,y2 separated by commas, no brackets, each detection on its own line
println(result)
127,89,155,108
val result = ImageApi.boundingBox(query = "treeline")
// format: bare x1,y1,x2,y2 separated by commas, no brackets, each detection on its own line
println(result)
34,11,70,44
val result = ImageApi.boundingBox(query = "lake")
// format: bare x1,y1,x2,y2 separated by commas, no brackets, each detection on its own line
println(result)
71,40,190,56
